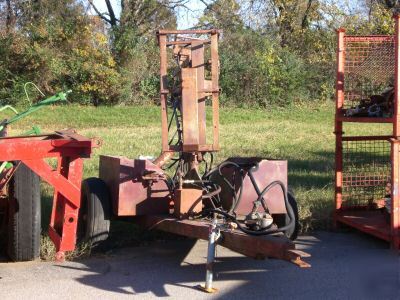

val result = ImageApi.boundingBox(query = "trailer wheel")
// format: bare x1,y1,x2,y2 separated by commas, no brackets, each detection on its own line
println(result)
273,189,300,240
284,191,300,240
7,163,41,261
78,177,111,247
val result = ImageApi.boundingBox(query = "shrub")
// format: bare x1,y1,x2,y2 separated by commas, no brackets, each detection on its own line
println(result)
0,7,121,106
219,30,310,107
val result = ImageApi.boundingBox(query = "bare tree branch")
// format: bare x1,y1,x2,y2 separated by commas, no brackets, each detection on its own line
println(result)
87,0,112,24
105,0,117,26
199,0,212,10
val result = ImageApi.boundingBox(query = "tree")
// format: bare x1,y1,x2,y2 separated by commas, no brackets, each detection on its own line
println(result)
198,0,243,33
242,0,322,47
4,0,15,33
87,0,185,35
377,0,400,9
114,0,177,58
0,0,121,105
86,1,191,104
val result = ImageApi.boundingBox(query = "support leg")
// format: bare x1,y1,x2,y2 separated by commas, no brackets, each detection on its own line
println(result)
391,141,400,250
49,156,83,255
198,216,219,293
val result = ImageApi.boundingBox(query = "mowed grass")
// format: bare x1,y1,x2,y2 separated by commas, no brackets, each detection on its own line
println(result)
2,102,392,258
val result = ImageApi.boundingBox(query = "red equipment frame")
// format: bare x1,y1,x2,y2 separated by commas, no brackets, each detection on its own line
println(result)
96,30,311,270
334,15,400,249
157,29,220,153
0,130,98,260
139,216,311,267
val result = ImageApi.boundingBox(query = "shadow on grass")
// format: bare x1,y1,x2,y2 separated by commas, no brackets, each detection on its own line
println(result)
286,150,335,231
41,191,53,230
288,150,335,190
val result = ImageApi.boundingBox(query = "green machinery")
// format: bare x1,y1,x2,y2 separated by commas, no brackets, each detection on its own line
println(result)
0,87,70,174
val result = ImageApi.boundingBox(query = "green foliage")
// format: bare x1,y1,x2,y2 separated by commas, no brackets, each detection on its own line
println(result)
341,2,395,35
197,0,334,106
219,30,310,106
91,0,176,105
0,0,399,107
198,0,244,33
118,0,177,37
114,28,160,104
0,1,121,106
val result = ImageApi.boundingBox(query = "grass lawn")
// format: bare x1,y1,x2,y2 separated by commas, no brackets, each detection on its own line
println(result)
2,102,392,258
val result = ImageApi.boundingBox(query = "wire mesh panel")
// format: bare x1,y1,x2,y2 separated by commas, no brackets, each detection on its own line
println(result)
343,36,395,111
342,138,391,206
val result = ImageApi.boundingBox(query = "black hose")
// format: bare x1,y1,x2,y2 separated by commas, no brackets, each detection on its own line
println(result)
202,185,221,199
204,180,295,236
248,165,269,212
217,161,245,213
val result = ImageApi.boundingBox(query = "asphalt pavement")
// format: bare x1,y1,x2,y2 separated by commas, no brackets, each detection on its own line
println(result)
0,231,399,299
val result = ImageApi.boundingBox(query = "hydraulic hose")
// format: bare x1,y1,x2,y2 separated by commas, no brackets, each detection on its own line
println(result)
205,180,296,236
215,161,245,213
202,185,222,199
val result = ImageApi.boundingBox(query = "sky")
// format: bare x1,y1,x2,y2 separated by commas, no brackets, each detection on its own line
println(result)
91,0,206,29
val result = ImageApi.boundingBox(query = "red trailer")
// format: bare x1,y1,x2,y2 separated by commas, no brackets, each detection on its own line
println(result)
334,15,400,249
76,30,310,292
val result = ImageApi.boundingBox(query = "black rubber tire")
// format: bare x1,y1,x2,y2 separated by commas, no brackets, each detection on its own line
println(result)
7,163,41,261
78,177,111,246
284,191,300,240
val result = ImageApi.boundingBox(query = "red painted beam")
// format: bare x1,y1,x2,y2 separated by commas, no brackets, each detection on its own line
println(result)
0,138,91,161
22,159,81,208
140,216,310,266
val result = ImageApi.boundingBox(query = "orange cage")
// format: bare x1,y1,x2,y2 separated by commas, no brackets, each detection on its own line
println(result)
334,15,400,249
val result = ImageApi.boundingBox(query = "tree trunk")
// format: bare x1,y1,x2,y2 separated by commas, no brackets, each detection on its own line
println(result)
6,0,15,34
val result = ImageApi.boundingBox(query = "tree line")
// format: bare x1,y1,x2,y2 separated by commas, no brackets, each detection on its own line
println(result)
0,0,398,106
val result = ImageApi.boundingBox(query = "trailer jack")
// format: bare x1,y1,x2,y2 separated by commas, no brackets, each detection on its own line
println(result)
198,215,220,293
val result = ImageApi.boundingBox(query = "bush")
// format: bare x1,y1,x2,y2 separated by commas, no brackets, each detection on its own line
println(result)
219,30,310,107
0,8,121,106
113,28,160,105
